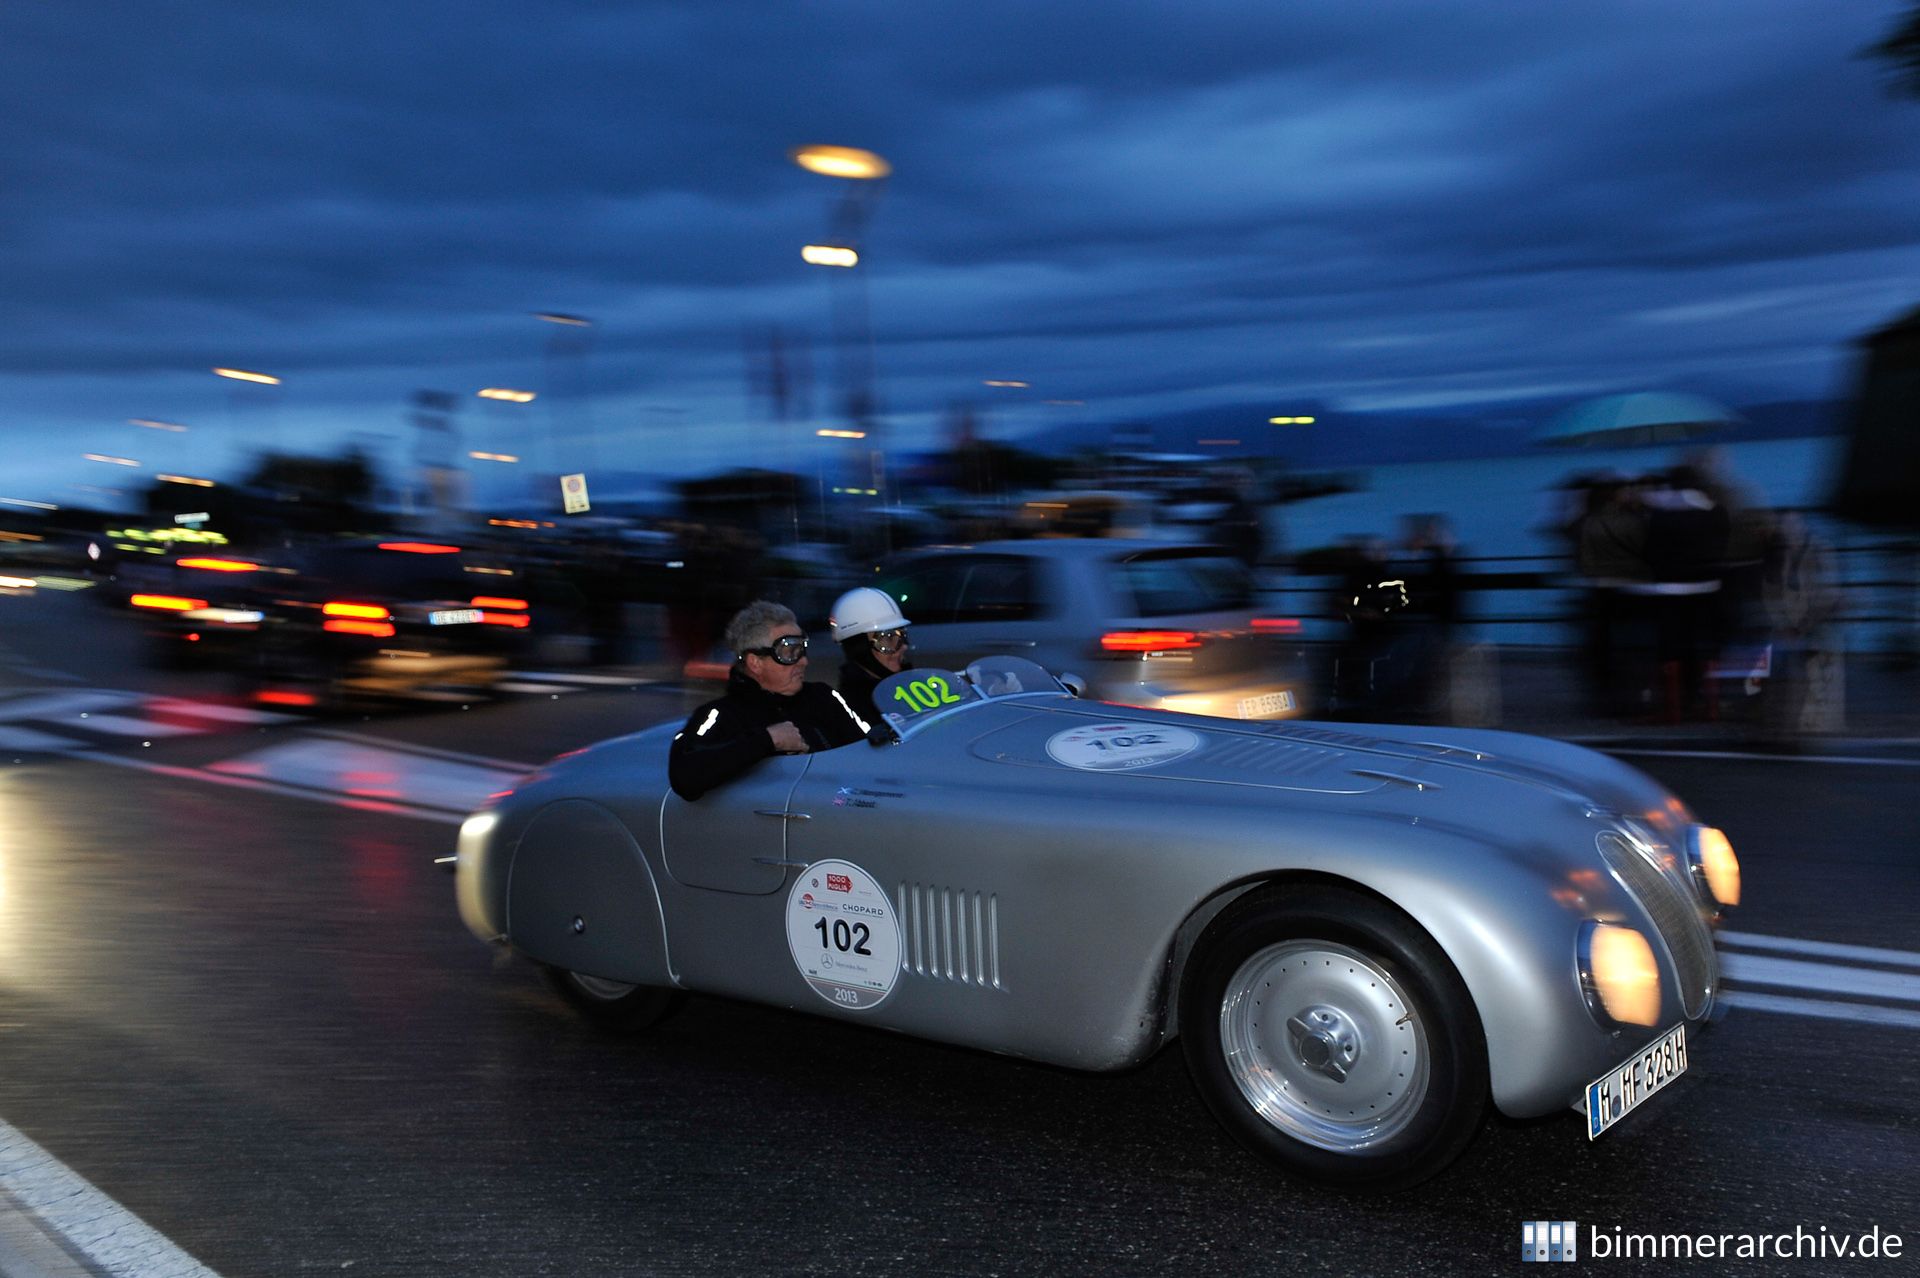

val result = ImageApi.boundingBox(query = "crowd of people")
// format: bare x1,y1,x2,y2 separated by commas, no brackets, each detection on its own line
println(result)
1562,449,1844,733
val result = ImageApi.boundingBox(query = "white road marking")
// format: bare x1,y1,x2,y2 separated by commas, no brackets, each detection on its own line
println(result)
1601,746,1920,768
1719,951,1920,1003
85,753,465,825
1720,930,1920,970
0,1116,223,1277
141,697,296,725
502,670,650,686
0,691,138,722
309,730,535,774
493,680,583,694
1719,990,1920,1030
0,727,86,753
60,714,200,739
207,738,523,817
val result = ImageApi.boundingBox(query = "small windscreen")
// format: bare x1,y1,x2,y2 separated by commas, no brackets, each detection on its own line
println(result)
874,656,1065,740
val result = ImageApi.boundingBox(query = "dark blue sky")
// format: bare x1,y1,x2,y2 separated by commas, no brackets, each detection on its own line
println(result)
5,2,1917,509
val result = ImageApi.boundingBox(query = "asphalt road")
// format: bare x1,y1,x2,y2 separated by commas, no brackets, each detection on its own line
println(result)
0,587,1915,1277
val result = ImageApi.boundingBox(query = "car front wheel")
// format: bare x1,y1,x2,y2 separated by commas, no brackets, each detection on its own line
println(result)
1180,886,1488,1191
541,966,685,1031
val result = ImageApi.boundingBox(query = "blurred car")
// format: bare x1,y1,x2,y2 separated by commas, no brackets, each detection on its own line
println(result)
249,539,537,708
455,655,1738,1188
871,539,1307,719
125,550,293,670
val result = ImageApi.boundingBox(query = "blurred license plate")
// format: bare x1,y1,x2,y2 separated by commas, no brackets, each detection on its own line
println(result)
1235,691,1295,718
1585,1023,1687,1139
430,609,482,626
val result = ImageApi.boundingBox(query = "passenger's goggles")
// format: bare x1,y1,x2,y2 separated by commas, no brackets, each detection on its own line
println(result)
869,628,910,655
746,634,809,665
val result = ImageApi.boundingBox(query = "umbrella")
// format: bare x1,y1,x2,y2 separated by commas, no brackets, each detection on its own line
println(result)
1535,392,1738,448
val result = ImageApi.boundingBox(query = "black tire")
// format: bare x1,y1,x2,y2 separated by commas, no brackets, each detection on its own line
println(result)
540,965,686,1032
1180,885,1488,1191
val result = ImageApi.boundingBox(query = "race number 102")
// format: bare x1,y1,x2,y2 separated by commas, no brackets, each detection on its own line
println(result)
814,917,873,956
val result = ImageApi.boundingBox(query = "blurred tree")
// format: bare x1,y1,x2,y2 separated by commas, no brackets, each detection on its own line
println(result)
1867,2,1920,96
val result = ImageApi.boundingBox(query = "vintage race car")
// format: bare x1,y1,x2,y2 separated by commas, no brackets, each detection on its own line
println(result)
454,657,1740,1189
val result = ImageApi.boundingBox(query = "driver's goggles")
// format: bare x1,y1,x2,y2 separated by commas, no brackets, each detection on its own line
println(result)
869,627,910,655
747,634,809,665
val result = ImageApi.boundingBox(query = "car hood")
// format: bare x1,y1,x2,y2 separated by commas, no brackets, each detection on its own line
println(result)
965,704,1676,817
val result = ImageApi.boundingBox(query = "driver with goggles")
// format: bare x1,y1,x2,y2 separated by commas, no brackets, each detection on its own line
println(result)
668,600,869,800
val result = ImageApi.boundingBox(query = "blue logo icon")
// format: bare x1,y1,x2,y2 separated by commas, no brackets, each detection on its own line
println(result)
1522,1221,1578,1262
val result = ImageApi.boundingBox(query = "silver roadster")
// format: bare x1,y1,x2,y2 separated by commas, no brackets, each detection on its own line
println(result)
454,656,1740,1189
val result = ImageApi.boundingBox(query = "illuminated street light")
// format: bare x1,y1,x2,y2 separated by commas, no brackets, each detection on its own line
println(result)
478,388,537,403
83,453,140,467
790,144,892,180
802,244,859,268
212,367,281,385
0,497,58,510
817,428,868,439
156,474,216,487
983,380,1030,388
469,451,521,463
129,418,188,432
1269,415,1317,425
532,312,593,327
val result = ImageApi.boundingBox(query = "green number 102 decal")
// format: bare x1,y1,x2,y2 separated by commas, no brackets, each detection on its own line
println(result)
891,674,964,713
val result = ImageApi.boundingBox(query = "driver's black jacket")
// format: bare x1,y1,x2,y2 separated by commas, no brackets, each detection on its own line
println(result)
668,665,869,800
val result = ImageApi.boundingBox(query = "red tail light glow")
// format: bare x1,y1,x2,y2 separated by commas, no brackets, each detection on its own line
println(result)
469,596,527,610
322,601,392,620
131,594,207,611
480,611,531,628
256,690,320,707
377,542,460,555
1252,617,1303,634
324,618,397,637
1101,630,1202,652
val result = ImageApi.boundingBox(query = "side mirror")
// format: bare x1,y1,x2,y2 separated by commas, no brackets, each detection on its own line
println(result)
866,719,901,747
1058,672,1087,698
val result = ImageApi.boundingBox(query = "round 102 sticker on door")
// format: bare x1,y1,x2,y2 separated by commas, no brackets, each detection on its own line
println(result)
785,860,902,1010
1046,722,1201,771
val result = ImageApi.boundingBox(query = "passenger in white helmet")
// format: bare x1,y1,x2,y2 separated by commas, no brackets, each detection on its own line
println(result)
829,586,913,724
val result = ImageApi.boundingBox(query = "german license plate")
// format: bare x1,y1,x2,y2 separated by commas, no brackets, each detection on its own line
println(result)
429,608,482,626
1235,690,1296,718
1585,1023,1687,1139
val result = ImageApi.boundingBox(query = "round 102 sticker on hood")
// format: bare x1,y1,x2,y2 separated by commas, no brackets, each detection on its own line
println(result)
1046,723,1202,772
785,860,902,1010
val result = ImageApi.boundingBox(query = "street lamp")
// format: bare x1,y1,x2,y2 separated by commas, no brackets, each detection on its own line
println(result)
534,311,596,495
211,367,280,386
791,142,890,532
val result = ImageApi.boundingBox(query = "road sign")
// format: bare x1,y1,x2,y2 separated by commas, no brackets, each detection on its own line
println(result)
561,472,590,514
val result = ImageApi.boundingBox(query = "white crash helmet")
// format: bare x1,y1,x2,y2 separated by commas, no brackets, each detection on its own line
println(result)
829,586,910,641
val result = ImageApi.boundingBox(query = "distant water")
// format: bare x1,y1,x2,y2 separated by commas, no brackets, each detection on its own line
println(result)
1266,435,1872,645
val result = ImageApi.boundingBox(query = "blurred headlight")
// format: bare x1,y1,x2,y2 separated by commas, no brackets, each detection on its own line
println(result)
1578,922,1662,1028
457,810,499,860
1687,825,1741,908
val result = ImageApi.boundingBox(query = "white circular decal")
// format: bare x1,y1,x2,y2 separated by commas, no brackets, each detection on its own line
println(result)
785,860,901,1011
1046,722,1201,771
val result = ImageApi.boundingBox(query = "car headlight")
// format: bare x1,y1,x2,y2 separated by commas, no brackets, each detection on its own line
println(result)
1578,921,1662,1028
1686,825,1741,909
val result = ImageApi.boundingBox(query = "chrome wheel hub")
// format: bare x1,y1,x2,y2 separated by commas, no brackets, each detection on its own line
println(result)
1218,940,1431,1151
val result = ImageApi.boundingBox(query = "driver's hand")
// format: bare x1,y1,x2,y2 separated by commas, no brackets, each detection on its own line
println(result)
767,722,808,754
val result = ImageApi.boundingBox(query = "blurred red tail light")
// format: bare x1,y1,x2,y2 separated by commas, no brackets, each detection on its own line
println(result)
131,593,207,611
256,690,319,707
1101,630,1202,652
324,618,397,637
480,612,531,628
322,601,391,620
176,557,259,573
1251,617,1302,634
377,542,460,555
470,596,527,610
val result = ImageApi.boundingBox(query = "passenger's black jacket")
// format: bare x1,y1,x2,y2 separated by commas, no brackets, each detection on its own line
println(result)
836,644,911,727
668,666,868,800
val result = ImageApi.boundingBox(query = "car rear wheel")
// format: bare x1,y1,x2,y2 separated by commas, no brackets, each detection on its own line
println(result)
541,965,686,1031
1180,886,1488,1191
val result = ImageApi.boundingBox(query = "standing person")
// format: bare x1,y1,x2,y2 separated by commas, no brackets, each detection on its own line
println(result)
668,600,868,800
829,587,913,724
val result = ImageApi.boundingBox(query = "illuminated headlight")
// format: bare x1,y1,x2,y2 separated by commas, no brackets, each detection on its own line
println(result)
457,810,499,861
1686,825,1741,909
1577,921,1662,1028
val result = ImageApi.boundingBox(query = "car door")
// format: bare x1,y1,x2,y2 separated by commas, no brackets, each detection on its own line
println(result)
659,753,815,894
